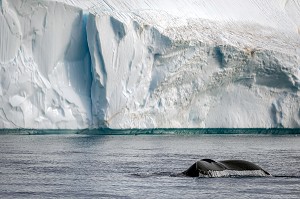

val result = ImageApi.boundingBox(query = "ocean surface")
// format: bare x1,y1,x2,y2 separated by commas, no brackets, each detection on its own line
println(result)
0,129,300,198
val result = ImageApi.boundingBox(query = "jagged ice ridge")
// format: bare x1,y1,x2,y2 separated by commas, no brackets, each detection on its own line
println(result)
0,0,300,129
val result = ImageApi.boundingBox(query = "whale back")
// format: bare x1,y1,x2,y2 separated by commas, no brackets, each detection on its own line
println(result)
219,160,271,175
219,160,263,170
182,162,199,177
182,159,271,177
196,159,226,171
183,159,226,177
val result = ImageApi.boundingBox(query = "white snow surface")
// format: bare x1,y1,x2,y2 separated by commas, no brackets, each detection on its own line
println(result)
0,0,300,129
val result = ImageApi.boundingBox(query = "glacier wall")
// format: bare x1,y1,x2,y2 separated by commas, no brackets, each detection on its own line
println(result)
0,0,92,128
1,0,300,129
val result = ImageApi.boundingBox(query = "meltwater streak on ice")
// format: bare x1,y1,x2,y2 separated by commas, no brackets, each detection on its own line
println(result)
1,0,300,129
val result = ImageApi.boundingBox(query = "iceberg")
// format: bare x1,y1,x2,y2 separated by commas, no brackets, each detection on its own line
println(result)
0,0,300,129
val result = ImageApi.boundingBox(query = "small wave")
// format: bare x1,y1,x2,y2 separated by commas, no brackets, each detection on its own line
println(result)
199,170,270,178
273,175,300,179
131,172,177,178
131,171,300,179
131,170,273,178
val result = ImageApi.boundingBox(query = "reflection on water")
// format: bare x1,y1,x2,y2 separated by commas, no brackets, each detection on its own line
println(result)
0,133,299,198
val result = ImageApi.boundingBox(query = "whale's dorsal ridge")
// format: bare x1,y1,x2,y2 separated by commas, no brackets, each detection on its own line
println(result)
182,159,271,177
201,159,216,163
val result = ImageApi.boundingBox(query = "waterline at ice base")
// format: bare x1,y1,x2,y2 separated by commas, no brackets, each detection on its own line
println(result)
0,0,300,129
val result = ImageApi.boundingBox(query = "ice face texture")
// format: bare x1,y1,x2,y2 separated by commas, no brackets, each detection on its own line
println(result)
0,0,300,129
0,0,92,128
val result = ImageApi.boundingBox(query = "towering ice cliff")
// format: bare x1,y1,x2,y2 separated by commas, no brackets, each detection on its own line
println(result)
0,0,92,128
0,0,300,129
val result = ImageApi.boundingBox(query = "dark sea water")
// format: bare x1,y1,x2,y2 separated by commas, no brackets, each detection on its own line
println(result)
0,129,300,198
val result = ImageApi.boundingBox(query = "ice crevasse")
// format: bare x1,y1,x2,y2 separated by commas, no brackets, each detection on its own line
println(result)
0,0,300,129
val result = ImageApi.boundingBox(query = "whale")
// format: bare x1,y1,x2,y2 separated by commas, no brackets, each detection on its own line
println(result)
182,159,271,177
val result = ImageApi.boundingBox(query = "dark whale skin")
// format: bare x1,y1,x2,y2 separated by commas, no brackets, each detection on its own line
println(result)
182,159,270,177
